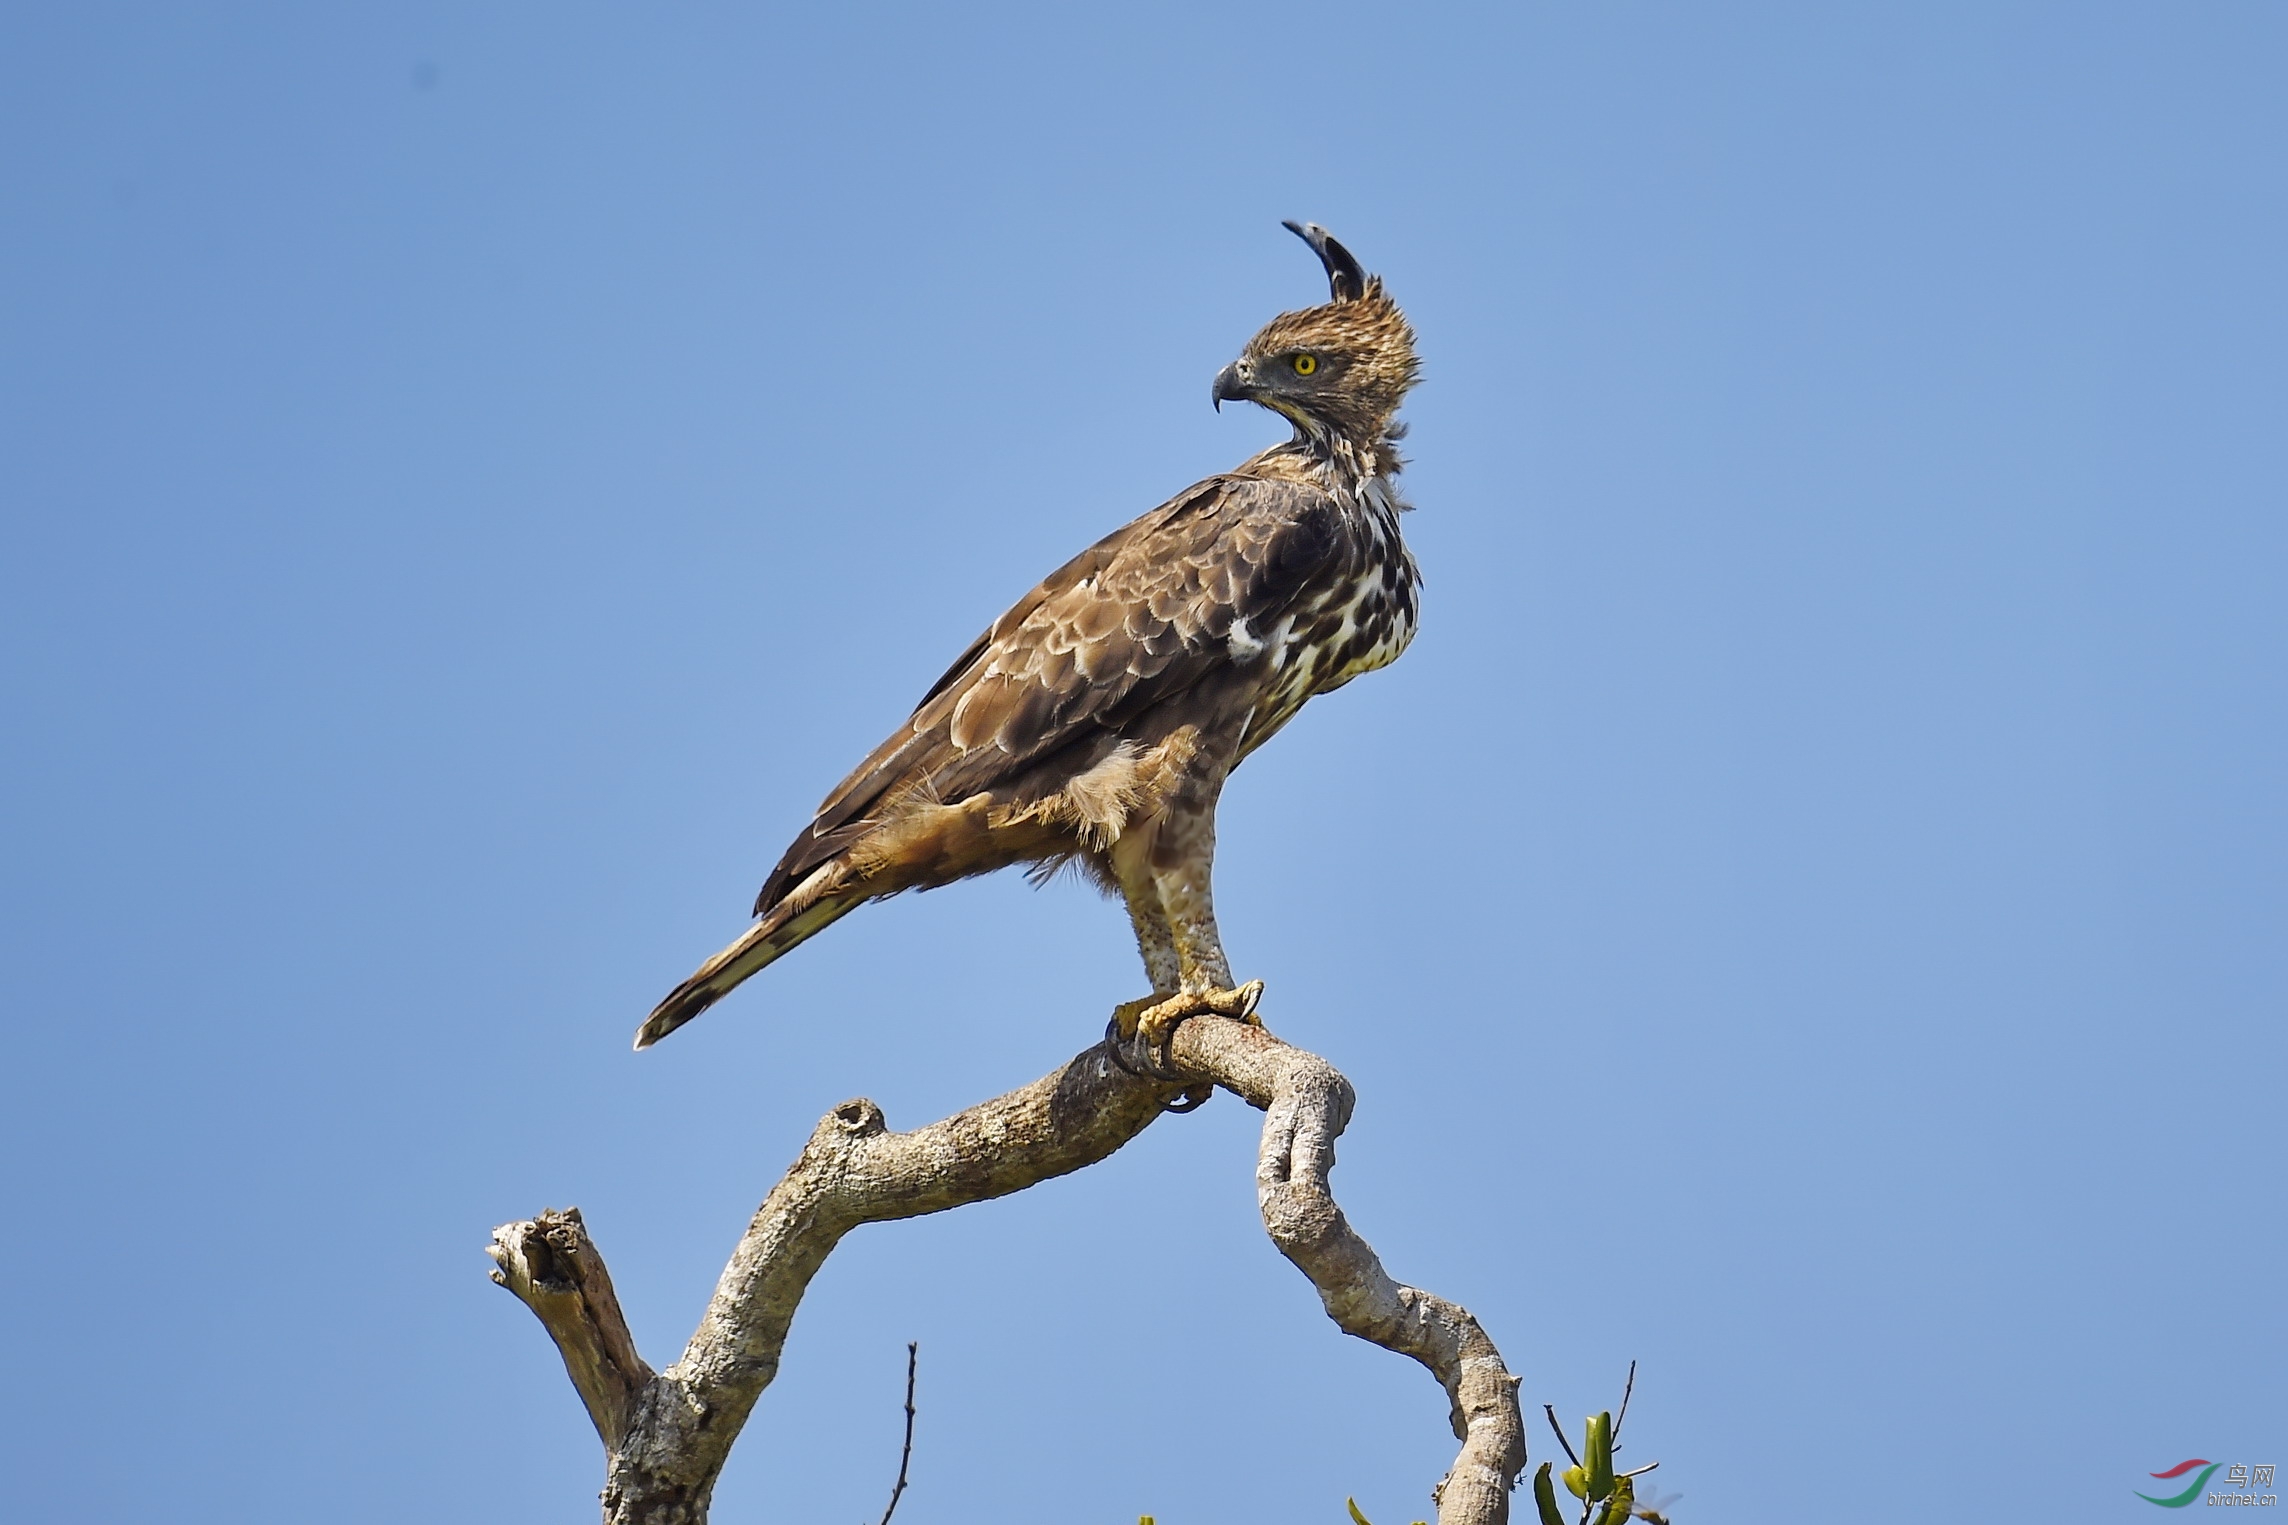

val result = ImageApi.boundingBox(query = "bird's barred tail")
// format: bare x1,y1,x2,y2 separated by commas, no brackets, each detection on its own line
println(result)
634,892,863,1050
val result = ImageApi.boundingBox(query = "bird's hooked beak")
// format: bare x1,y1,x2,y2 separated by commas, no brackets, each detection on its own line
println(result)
1211,360,1252,412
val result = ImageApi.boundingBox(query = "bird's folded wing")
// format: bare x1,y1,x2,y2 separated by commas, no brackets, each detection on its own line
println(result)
751,473,1342,915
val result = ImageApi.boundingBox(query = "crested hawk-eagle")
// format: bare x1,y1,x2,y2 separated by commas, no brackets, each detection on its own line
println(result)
638,223,1423,1060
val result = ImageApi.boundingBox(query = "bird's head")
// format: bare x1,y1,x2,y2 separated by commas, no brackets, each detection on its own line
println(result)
1213,222,1419,457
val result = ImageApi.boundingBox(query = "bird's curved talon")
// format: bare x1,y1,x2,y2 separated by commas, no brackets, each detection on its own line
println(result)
1105,994,1185,1081
1105,996,1178,1081
1163,1084,1215,1113
1105,981,1269,1080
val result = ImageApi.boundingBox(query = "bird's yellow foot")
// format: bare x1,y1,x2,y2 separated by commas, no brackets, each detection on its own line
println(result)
1104,980,1265,1083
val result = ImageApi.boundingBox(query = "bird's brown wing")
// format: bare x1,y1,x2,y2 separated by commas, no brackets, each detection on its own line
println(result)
751,473,1343,915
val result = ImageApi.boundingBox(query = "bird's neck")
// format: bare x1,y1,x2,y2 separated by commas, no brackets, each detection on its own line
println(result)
1250,435,1412,539
1286,419,1403,486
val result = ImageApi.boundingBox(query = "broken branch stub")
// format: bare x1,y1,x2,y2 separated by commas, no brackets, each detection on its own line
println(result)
487,1207,652,1451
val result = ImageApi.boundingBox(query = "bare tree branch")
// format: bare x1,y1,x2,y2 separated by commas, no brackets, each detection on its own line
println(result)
875,1341,918,1525
1163,1019,1528,1524
488,1207,653,1450
1544,1405,1584,1468
489,1020,1525,1524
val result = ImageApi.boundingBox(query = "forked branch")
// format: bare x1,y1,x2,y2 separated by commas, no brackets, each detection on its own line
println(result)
490,1021,1525,1524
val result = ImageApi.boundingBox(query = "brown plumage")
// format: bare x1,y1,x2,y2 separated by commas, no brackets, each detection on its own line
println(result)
637,222,1423,1050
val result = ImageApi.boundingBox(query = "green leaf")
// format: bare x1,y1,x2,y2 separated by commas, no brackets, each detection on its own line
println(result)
1347,1499,1373,1525
1585,1412,1615,1500
1533,1462,1568,1525
1562,1465,1588,1500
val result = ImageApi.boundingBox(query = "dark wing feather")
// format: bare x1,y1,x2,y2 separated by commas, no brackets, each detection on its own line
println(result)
751,474,1341,915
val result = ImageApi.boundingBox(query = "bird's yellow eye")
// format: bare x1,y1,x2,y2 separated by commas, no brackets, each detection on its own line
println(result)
1291,352,1318,376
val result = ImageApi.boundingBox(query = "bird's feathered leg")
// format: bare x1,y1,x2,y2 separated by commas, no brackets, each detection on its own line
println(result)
1104,796,1263,1086
1116,847,1183,999
1104,835,1207,1101
1154,800,1235,994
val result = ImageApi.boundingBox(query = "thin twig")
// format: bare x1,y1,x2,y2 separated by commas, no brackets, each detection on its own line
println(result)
1613,1360,1637,1442
875,1341,919,1525
1543,1405,1583,1468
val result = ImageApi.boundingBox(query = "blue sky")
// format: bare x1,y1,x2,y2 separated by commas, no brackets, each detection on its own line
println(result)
3,4,2281,1521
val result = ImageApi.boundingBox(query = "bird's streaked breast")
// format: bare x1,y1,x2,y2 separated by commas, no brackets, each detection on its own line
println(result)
1237,470,1419,757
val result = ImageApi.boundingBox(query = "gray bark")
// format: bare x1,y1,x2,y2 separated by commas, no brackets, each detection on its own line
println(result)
489,1018,1526,1523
